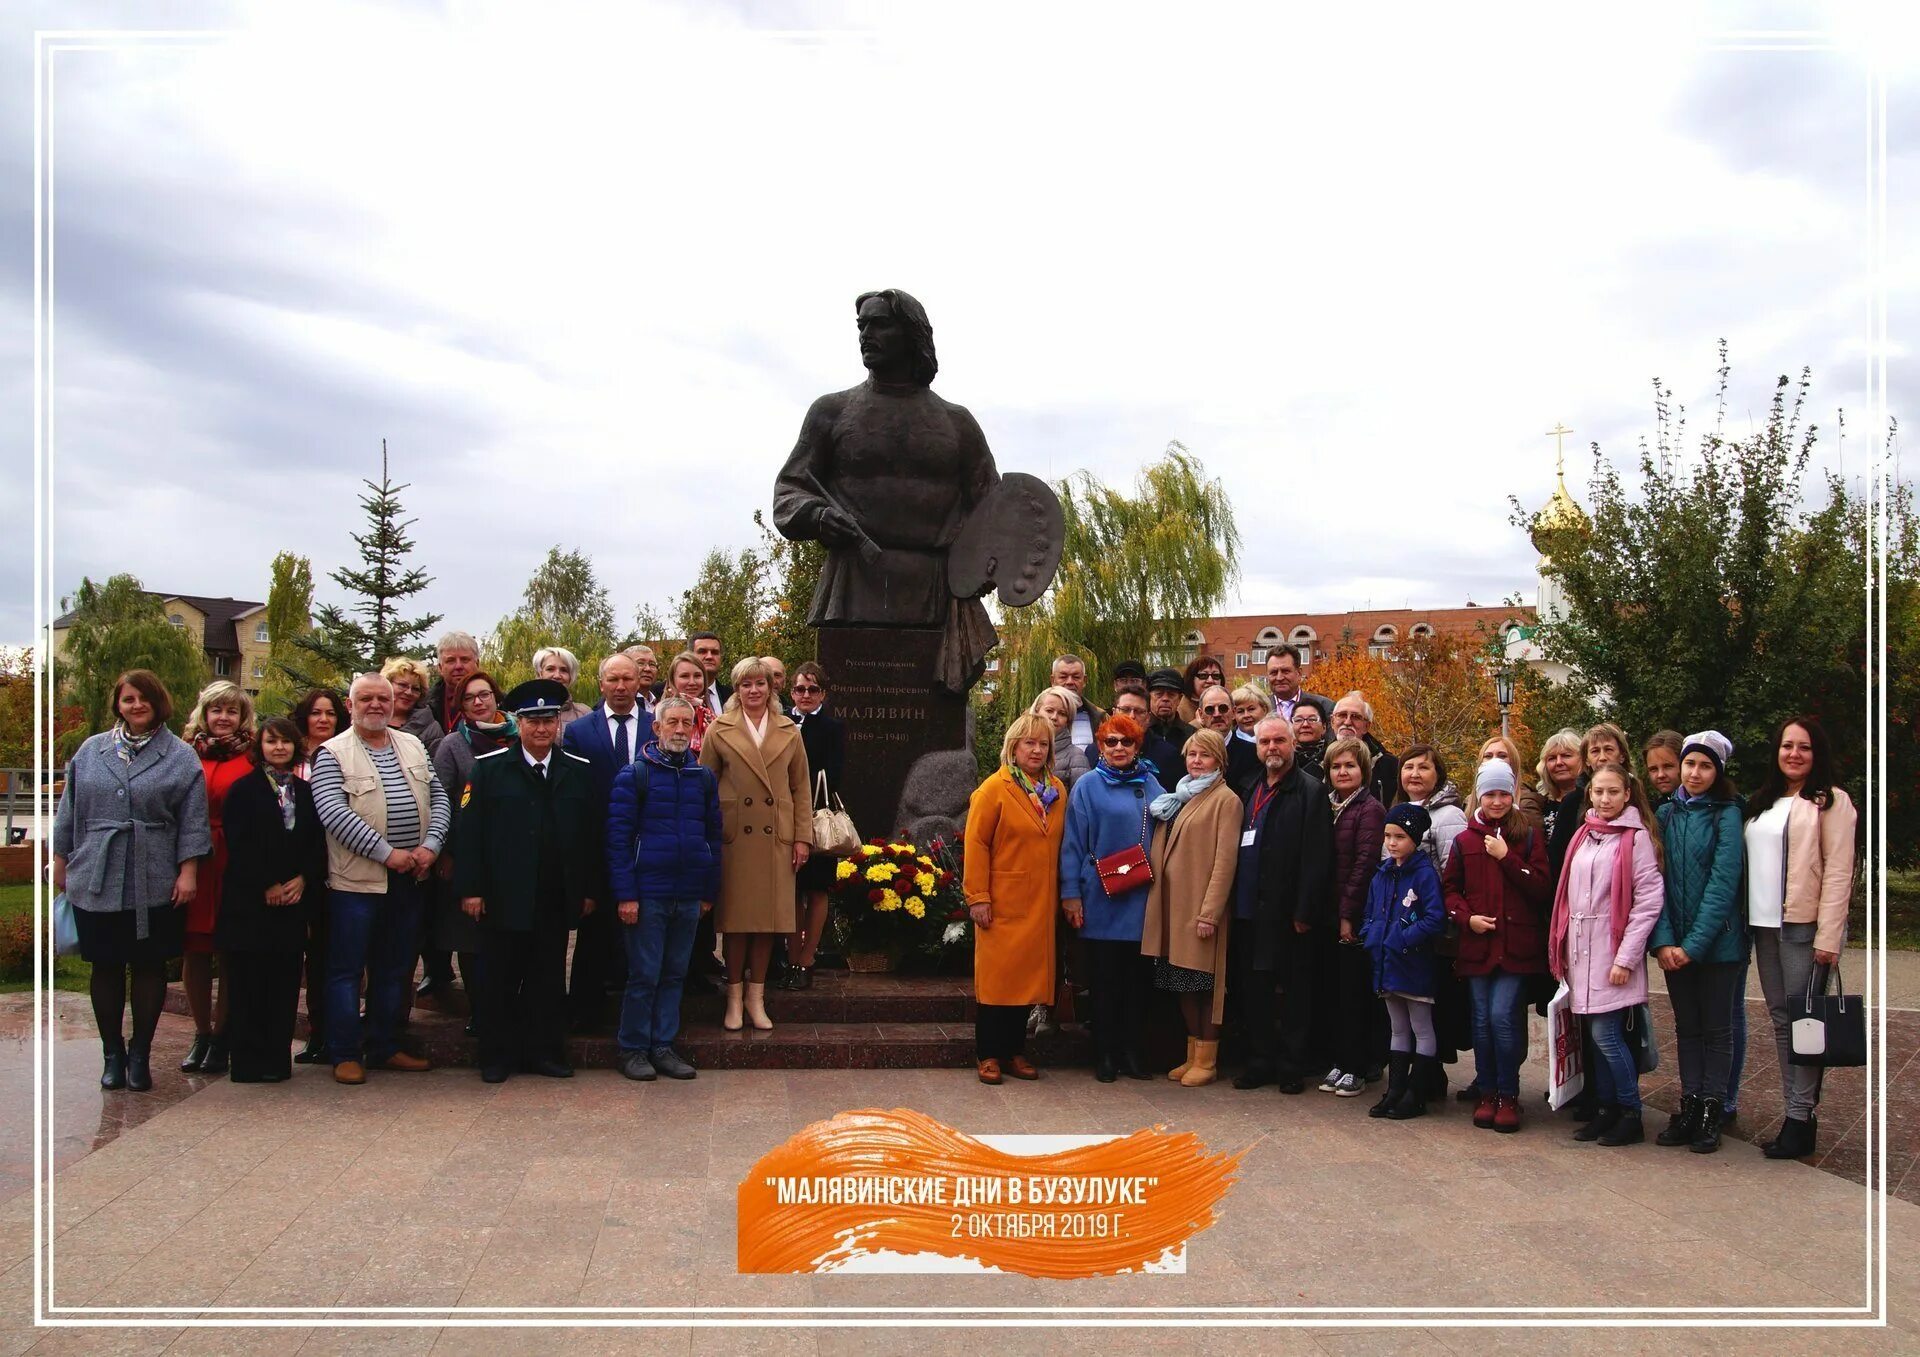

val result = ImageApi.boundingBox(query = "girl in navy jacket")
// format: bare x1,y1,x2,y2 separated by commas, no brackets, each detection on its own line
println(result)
1362,802,1448,1121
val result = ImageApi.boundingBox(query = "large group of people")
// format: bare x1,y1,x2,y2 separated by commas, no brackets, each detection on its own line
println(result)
52,629,845,1091
963,650,1859,1158
49,634,1859,1160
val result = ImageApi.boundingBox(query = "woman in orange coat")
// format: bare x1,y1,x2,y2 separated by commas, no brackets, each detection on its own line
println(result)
964,712,1067,1085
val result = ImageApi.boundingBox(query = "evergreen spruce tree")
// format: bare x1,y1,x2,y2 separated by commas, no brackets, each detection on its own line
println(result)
296,441,443,678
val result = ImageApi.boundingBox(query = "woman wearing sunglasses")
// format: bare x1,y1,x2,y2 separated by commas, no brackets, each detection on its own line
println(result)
1059,714,1158,1083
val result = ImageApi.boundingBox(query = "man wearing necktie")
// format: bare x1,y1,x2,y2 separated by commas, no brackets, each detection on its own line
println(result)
457,680,604,1082
562,654,654,1033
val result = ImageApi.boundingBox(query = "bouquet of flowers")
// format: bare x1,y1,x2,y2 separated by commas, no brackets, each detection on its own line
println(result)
829,835,969,966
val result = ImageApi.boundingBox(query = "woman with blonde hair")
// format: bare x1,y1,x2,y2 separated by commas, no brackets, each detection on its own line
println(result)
1141,727,1241,1087
180,680,257,1074
1031,685,1092,788
380,656,444,752
701,657,812,1032
965,711,1068,1083
533,646,595,728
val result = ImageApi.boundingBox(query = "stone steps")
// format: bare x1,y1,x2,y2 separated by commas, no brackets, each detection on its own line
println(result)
166,969,1093,1070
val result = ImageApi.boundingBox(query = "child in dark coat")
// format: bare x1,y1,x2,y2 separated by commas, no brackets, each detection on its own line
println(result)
1361,803,1448,1120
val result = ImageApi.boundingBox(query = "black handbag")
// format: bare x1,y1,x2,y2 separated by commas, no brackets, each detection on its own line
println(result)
1789,960,1867,1068
1621,1001,1659,1074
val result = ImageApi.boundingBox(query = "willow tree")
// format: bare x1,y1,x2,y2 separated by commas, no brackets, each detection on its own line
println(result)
988,441,1240,731
56,574,207,736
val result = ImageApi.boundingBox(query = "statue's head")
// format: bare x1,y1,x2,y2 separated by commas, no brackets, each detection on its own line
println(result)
855,289,938,386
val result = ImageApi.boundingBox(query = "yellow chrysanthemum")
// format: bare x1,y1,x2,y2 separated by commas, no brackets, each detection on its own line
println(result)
876,889,901,912
916,855,935,869
904,897,925,919
864,862,899,883
859,845,881,858
914,871,936,895
835,859,856,881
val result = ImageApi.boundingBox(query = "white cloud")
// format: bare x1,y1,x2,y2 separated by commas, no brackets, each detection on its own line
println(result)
12,0,1911,650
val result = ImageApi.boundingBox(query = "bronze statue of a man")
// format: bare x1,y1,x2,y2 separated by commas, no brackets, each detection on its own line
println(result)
772,290,1013,693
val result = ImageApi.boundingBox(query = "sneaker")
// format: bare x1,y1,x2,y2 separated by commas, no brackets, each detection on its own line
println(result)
620,1051,657,1082
1317,1067,1344,1093
1331,1072,1365,1097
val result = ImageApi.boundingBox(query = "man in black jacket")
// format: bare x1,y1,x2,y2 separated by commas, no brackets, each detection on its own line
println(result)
1331,691,1401,806
454,680,604,1083
1146,668,1196,748
1230,715,1334,1094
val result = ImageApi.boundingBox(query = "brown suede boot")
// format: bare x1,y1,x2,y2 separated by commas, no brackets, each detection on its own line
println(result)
1179,1040,1219,1087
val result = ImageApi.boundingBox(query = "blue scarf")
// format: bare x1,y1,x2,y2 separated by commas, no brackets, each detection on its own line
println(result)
1095,757,1150,788
1151,771,1219,822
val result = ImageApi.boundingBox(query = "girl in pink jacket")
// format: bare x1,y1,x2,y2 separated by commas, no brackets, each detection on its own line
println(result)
1548,762,1667,1147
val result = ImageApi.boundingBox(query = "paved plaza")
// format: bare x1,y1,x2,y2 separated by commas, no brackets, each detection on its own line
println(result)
1,975,1915,1355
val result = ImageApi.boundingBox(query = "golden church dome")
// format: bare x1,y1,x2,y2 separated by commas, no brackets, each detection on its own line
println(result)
1530,425,1590,554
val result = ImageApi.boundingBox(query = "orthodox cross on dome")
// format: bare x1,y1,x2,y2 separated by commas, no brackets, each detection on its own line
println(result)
1545,422,1573,478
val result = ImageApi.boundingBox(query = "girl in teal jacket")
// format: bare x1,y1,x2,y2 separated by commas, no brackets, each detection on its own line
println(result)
1651,731,1748,1153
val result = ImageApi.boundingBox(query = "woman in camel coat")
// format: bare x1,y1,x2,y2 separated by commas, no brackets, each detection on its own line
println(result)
964,712,1068,1084
700,657,812,1033
1141,728,1240,1086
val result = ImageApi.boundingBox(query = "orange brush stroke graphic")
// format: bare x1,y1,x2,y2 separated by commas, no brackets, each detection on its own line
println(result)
737,1108,1241,1278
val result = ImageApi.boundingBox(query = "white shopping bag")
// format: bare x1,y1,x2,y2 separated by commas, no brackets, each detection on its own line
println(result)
1546,980,1586,1111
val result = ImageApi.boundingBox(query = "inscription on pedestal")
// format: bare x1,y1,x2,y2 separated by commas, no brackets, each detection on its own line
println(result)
818,628,968,839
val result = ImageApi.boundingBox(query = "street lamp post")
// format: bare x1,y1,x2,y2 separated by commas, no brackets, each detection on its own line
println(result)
1495,663,1515,739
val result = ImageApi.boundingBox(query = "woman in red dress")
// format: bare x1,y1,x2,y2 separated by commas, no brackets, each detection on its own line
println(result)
182,681,255,1075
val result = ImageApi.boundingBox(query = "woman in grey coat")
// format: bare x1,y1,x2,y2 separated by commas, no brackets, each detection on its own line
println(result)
52,670,211,1093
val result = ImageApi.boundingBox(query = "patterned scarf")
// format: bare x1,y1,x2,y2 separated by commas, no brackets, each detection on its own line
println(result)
1151,770,1219,822
111,722,160,765
1010,765,1061,821
193,731,250,762
1095,757,1150,788
1329,786,1364,823
263,766,298,831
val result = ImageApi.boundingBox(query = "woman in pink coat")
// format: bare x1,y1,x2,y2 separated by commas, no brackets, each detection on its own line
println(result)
1548,762,1667,1147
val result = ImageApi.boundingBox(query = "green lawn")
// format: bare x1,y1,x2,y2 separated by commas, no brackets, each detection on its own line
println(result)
0,881,92,992
1854,868,1920,952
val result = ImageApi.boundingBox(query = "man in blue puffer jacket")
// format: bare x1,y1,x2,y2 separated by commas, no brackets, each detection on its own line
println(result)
606,696,723,1083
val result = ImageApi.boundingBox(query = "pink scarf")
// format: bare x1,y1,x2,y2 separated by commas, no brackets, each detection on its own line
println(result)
1548,808,1643,983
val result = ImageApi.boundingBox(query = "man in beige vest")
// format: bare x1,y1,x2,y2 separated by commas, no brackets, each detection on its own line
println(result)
309,672,452,1084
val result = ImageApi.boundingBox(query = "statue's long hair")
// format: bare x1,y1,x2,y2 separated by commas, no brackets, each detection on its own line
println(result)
855,288,938,386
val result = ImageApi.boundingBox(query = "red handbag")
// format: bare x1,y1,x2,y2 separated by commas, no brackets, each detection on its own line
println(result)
1093,804,1153,893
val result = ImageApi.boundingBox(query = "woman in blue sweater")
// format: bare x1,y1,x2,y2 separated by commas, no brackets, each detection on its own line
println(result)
1651,730,1748,1153
1060,713,1157,1083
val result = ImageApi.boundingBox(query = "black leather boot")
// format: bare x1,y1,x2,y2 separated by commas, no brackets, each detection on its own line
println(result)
1574,1104,1620,1143
1388,1055,1432,1120
1655,1094,1701,1146
1598,1109,1644,1146
1690,1097,1724,1154
200,1034,230,1076
125,1046,153,1092
100,1037,127,1091
1764,1115,1814,1159
1370,1052,1409,1118
179,1033,211,1073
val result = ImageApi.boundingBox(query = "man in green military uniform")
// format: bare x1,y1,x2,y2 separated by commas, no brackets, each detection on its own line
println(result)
455,679,603,1083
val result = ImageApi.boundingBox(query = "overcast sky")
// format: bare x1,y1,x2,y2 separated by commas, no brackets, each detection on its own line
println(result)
4,1,1914,650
